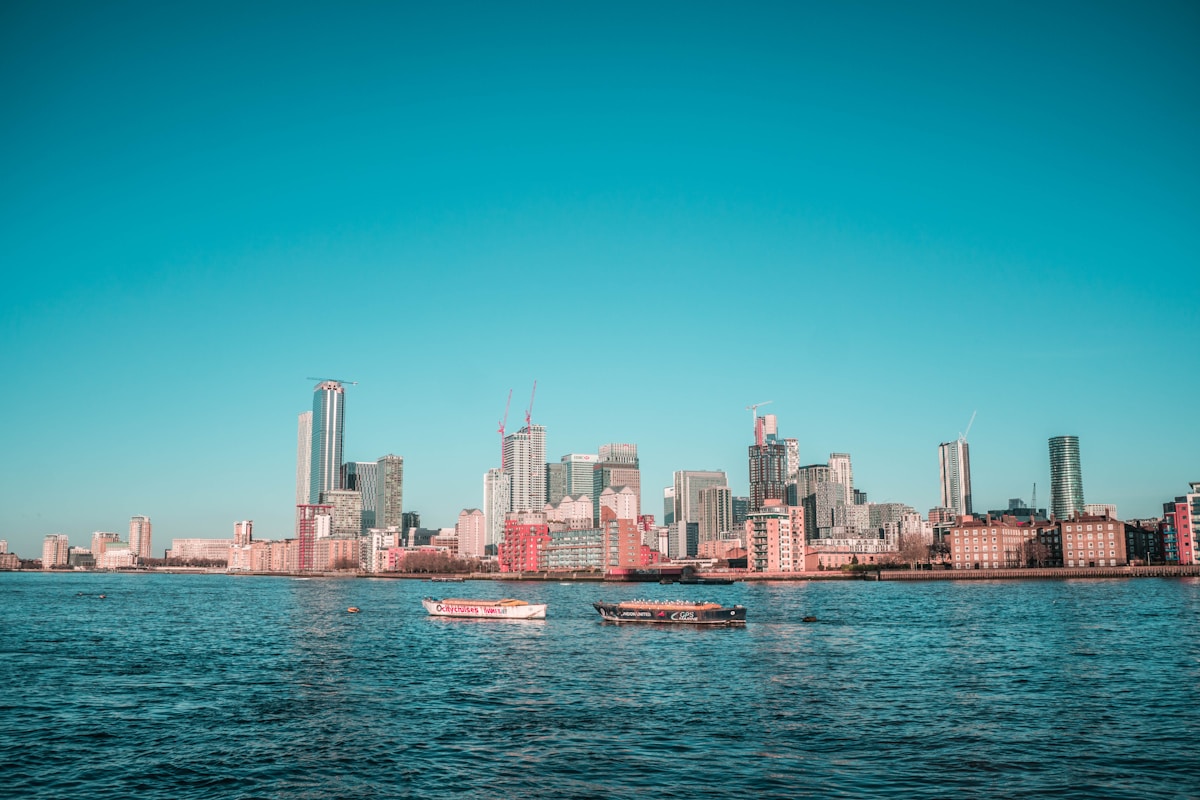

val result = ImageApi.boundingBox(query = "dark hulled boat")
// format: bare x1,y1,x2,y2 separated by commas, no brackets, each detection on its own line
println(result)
593,600,746,626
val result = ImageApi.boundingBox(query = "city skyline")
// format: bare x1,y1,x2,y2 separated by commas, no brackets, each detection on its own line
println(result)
3,3,1197,556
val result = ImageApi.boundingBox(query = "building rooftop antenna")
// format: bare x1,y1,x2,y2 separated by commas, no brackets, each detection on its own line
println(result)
306,377,359,386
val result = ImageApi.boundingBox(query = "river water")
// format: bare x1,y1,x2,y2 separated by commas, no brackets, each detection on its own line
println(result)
2,572,1198,799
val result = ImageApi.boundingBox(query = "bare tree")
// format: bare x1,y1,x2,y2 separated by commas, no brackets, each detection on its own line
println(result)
1022,539,1050,567
897,534,928,569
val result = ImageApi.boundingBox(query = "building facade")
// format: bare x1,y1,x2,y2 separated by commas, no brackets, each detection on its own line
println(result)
593,444,640,524
503,424,546,512
342,462,378,531
42,534,69,568
456,509,486,559
744,501,805,573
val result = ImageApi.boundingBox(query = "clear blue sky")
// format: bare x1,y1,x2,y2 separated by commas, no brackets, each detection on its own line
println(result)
2,1,1197,557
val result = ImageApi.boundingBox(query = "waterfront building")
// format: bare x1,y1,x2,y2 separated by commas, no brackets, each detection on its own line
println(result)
561,453,599,500
947,515,1065,570
1163,483,1199,565
296,504,332,571
503,424,546,512
814,481,847,536
483,468,511,551
546,462,566,505
42,534,69,568
320,490,363,538
545,495,594,528
296,411,312,506
732,496,750,525
363,527,402,572
234,520,253,546
938,439,972,516
795,464,832,538
342,462,378,531
545,526,605,570
1084,503,1118,519
167,539,233,563
375,454,404,532
598,485,638,522
90,532,120,559
1048,435,1085,519
698,485,734,547
314,536,361,571
97,545,135,569
309,381,346,503
804,539,894,570
697,536,744,561
456,509,486,558
498,512,550,572
1060,514,1127,567
1124,521,1163,566
593,444,640,524
744,500,805,572
128,515,152,562
66,548,94,569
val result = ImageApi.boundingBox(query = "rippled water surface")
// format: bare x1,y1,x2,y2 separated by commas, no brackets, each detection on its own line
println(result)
3,573,1200,799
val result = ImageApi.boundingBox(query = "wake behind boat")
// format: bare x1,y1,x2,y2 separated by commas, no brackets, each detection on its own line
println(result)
593,600,746,625
422,597,547,620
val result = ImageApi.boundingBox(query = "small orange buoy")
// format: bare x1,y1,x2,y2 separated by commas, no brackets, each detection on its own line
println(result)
347,607,360,613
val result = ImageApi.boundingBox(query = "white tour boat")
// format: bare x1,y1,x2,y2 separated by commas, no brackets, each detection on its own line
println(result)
422,597,547,620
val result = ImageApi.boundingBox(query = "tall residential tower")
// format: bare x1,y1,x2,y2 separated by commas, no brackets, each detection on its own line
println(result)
1049,435,1085,519
938,439,972,517
309,381,346,503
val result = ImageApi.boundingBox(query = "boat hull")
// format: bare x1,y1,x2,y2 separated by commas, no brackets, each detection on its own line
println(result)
423,598,547,620
593,601,746,626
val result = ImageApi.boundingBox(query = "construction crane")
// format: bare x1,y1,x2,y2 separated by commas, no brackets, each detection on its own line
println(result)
498,389,513,470
525,380,537,432
958,410,977,443
746,400,773,447
306,376,359,386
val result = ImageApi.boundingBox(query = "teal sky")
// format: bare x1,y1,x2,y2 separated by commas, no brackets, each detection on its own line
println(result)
2,1,1197,557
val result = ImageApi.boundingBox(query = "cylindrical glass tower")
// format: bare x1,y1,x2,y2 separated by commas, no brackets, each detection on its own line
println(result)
1048,435,1084,520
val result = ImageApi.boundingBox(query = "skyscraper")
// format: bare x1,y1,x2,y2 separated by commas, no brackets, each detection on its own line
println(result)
129,515,152,561
938,439,973,517
503,424,546,512
376,455,404,531
309,381,346,504
1049,435,1085,519
483,468,511,551
296,411,312,507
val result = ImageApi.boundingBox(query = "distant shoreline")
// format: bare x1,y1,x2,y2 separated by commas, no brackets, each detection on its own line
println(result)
6,565,1200,582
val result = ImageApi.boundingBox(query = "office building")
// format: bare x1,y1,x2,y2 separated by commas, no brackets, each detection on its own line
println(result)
234,520,253,546
546,462,567,505
1049,435,1085,519
663,487,675,526
309,381,346,503
129,515,152,561
562,453,599,499
673,470,727,556
938,439,973,517
320,490,362,538
593,444,640,524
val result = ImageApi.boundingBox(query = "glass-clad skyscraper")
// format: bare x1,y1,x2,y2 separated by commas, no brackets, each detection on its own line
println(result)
309,381,346,503
1049,435,1084,519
